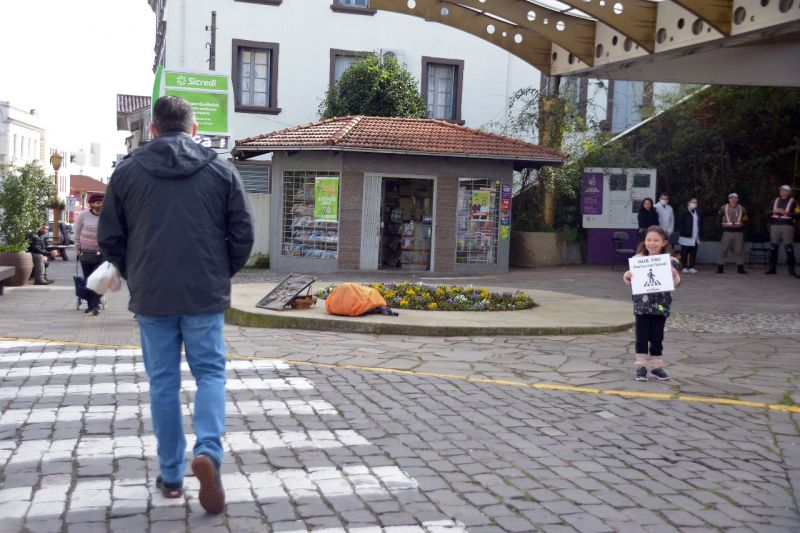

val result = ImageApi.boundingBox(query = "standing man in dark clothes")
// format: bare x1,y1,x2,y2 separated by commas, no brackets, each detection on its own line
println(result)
765,185,797,276
98,96,254,513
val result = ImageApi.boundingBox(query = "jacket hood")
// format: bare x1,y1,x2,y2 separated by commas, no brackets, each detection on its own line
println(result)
131,132,217,179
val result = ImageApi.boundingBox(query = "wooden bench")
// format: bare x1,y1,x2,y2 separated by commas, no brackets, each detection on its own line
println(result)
0,266,15,296
46,245,70,261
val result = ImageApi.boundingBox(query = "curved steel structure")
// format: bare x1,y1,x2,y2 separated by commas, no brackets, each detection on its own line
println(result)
371,0,800,86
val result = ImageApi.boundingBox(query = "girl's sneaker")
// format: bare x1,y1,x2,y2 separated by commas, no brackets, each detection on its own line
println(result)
650,368,670,381
635,366,648,381
681,268,689,273
688,268,697,273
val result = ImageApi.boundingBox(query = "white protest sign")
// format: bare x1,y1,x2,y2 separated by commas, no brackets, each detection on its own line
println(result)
65,196,77,212
628,253,674,295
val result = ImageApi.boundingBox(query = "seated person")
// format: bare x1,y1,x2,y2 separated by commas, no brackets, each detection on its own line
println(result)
28,224,57,285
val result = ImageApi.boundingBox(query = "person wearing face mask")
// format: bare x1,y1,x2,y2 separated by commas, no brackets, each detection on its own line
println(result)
677,198,702,273
716,193,747,274
654,192,675,235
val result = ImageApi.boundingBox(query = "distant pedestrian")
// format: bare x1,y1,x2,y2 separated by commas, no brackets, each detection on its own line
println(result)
623,226,681,382
637,198,660,241
677,198,701,274
98,96,254,513
74,193,105,314
765,185,797,276
654,192,675,235
716,193,747,274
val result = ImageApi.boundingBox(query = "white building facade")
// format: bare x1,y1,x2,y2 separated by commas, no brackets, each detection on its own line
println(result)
0,101,45,166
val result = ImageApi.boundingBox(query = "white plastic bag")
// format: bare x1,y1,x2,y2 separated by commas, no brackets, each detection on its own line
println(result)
86,261,122,294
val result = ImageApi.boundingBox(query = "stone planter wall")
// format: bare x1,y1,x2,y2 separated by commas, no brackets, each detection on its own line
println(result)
510,231,564,268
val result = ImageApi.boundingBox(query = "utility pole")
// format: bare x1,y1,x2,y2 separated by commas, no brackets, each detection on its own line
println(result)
538,75,562,228
206,11,217,71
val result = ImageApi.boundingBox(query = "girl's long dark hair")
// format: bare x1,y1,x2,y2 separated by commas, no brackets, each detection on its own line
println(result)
639,197,654,212
635,225,671,255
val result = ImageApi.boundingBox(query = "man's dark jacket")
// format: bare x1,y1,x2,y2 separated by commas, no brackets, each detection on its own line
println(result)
98,132,254,315
28,233,47,255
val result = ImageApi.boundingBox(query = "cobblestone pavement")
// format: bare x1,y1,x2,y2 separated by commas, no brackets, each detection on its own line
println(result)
1,339,798,533
1,260,799,531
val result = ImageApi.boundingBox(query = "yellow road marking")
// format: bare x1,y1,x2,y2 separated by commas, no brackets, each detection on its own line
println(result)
2,336,798,414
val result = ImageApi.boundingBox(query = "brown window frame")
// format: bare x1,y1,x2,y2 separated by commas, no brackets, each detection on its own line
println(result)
330,0,376,16
421,56,465,125
328,49,370,87
231,39,281,115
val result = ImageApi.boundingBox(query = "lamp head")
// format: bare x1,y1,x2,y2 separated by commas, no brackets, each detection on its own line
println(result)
49,152,63,171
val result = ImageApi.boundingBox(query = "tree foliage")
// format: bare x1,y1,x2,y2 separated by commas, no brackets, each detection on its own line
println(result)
319,53,427,119
0,162,56,251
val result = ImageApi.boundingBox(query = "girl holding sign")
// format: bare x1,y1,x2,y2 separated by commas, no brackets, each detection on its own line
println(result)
623,226,681,382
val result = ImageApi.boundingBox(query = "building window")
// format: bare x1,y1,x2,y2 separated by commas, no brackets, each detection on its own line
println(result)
329,49,369,86
456,179,500,264
282,171,340,260
232,39,280,114
234,160,271,193
330,0,376,15
421,57,464,123
559,76,589,127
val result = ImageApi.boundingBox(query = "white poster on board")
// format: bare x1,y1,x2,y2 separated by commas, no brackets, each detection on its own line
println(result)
581,168,657,229
628,254,674,295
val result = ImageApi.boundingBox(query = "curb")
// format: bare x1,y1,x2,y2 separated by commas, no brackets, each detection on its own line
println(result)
225,307,635,336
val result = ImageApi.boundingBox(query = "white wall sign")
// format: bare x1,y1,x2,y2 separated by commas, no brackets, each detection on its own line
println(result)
629,253,674,295
65,196,77,212
582,167,657,229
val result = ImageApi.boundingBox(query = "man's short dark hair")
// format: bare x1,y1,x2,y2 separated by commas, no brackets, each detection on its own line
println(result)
152,96,195,134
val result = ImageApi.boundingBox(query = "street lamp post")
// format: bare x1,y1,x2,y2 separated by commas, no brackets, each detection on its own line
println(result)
50,152,63,245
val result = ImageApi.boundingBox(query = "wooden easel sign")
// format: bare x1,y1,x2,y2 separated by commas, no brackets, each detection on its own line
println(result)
256,274,317,310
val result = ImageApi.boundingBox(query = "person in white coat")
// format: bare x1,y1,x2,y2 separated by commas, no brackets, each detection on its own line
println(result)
654,192,675,235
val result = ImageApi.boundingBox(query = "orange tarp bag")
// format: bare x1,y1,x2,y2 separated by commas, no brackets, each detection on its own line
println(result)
325,283,387,317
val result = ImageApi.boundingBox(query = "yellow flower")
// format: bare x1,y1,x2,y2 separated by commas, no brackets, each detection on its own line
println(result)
428,302,438,310
406,289,416,298
399,299,409,308
435,288,445,297
385,290,396,299
479,289,490,299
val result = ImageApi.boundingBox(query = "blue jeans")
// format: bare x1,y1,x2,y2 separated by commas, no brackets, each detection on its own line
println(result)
137,311,227,484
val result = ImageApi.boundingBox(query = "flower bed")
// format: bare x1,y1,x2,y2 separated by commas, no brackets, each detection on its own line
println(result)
316,282,536,312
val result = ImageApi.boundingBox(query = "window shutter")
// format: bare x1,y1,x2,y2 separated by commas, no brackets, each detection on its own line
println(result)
235,161,271,193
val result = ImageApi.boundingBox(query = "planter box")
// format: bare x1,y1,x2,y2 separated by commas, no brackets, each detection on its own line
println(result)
510,231,564,268
0,252,33,286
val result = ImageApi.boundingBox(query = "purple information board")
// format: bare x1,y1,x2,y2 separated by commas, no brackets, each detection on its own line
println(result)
581,172,603,215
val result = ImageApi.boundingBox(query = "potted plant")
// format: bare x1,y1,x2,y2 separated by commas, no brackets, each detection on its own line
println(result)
0,162,56,286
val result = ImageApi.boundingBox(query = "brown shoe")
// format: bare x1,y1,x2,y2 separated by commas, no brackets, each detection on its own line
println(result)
192,454,225,514
34,279,53,285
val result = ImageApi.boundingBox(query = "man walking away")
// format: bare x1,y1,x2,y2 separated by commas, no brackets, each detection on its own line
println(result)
98,96,254,513
716,193,747,274
765,185,797,276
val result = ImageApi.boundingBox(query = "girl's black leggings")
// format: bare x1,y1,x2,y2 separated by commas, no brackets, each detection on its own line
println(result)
635,314,667,355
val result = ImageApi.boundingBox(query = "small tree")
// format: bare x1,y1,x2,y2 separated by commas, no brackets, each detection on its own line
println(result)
319,53,427,119
0,162,56,252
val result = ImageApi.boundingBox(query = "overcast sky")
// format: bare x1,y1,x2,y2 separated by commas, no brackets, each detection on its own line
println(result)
0,0,154,168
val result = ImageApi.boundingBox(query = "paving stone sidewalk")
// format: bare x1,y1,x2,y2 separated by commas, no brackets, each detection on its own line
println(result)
0,260,799,531
1,339,798,533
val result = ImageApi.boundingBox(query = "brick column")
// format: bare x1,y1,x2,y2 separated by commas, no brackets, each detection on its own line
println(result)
434,176,457,272
338,170,363,269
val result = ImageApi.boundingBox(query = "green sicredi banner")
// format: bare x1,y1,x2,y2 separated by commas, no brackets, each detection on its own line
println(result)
314,177,340,222
165,71,229,92
164,89,228,135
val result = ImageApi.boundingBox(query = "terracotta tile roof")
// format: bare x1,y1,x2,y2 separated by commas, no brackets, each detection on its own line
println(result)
235,116,565,165
117,94,151,114
70,174,107,194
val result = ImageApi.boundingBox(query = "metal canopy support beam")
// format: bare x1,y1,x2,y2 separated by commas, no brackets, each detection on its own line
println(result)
557,0,657,53
670,0,733,36
370,0,553,72
450,0,596,66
